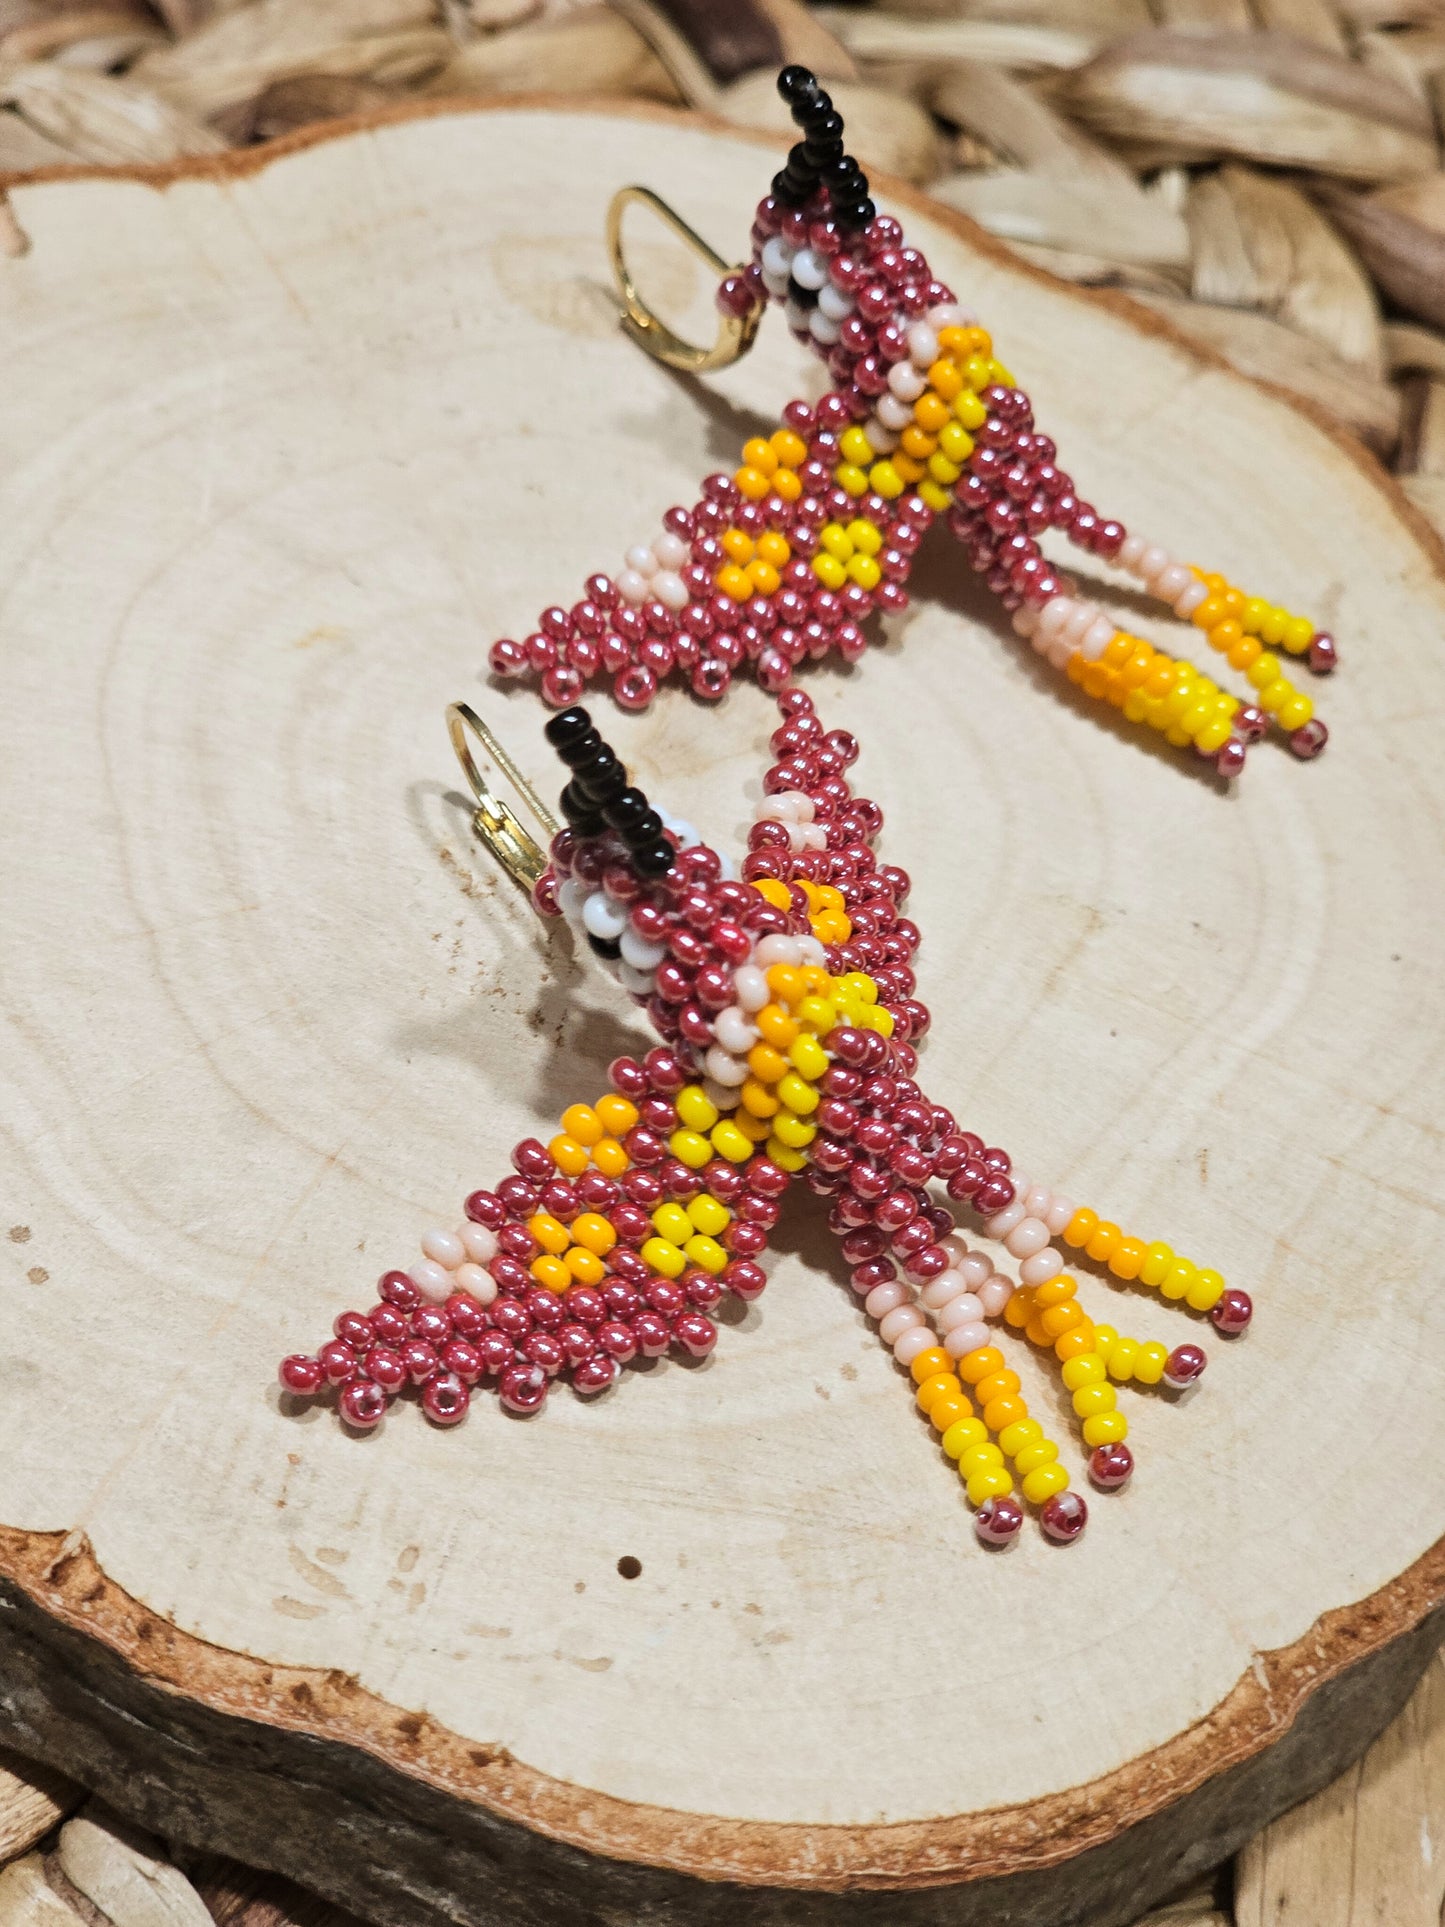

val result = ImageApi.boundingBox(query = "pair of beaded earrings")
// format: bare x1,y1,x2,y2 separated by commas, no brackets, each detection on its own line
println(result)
280,68,1324,1548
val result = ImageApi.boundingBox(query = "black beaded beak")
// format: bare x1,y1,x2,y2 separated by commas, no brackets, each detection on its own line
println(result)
544,707,675,879
772,65,875,231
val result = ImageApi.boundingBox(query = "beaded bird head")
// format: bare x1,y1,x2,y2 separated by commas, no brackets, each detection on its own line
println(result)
280,696,1246,1549
492,65,1336,779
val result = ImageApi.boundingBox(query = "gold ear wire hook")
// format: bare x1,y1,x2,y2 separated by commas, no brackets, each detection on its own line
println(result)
606,184,763,374
446,702,558,894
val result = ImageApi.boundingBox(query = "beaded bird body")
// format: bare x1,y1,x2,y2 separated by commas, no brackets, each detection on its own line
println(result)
489,66,1336,778
278,67,1280,1547
281,695,1247,1548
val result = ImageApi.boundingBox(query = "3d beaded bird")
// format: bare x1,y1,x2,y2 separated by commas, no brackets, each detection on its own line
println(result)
489,65,1336,778
280,700,1248,1548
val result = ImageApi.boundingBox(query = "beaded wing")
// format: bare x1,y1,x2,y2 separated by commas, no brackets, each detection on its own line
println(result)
281,701,1247,1548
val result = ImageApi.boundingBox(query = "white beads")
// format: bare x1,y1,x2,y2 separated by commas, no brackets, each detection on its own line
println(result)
653,529,687,571
808,309,841,346
1005,1216,1051,1260
1044,1194,1076,1236
879,1303,925,1344
886,360,926,402
874,392,913,433
732,963,769,1011
790,247,828,290
755,933,804,966
1020,1247,1063,1287
409,1259,453,1305
453,1262,497,1305
420,1227,465,1270
865,1279,908,1317
817,280,855,321
582,892,626,941
713,1006,759,1054
760,236,793,281
984,1199,1027,1240
937,1291,986,1331
459,1222,499,1265
652,570,688,611
1080,614,1116,662
1176,580,1208,618
704,1045,748,1086
619,926,666,970
943,1320,990,1359
893,1324,936,1366
907,321,940,368
977,1275,1013,1317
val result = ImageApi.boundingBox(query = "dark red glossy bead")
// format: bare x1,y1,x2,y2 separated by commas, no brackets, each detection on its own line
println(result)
423,1371,471,1425
567,1286,607,1328
488,1255,531,1297
608,1054,649,1097
445,1293,489,1340
525,1287,566,1330
278,1353,323,1395
602,1280,641,1323
476,1330,516,1377
725,1221,768,1257
440,1338,484,1384
974,1495,1024,1547
558,1322,596,1367
333,1309,374,1351
975,1176,1016,1216
683,1268,724,1311
673,1312,718,1358
1164,1342,1207,1389
318,1339,359,1385
411,1304,452,1347
572,1353,618,1395
644,1277,685,1319
903,1243,949,1283
402,1338,440,1384
1041,1490,1088,1542
1211,1288,1253,1335
1089,1442,1134,1489
368,1304,410,1348
339,1379,387,1430
747,1160,791,1199
497,1222,538,1260
512,1137,555,1182
496,1175,539,1217
498,1364,547,1413
489,1297,532,1342
595,1320,637,1363
723,1259,767,1300
523,1330,566,1375
364,1346,407,1391
377,1269,422,1311
631,1309,672,1356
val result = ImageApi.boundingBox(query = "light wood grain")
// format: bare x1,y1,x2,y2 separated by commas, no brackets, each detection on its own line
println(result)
0,1748,80,1866
1236,1646,1445,1925
0,99,1442,1927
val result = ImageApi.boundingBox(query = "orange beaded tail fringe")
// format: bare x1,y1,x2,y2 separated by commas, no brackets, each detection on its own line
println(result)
493,66,1335,778
279,698,1248,1549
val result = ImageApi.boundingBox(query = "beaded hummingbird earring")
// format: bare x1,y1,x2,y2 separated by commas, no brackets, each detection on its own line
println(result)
280,698,1245,1550
487,66,1335,778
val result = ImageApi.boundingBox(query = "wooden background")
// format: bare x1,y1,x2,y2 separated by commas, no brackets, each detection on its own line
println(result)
0,77,1443,1927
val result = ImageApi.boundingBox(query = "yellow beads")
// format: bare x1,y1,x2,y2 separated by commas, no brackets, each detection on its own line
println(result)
1062,1208,1225,1311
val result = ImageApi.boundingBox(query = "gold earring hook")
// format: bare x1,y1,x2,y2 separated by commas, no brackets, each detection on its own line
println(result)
606,184,763,374
446,702,558,895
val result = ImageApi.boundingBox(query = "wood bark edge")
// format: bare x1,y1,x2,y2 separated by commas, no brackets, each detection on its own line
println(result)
2,1522,1442,1892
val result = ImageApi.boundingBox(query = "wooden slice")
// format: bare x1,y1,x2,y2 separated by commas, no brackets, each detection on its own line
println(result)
0,99,1442,1927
